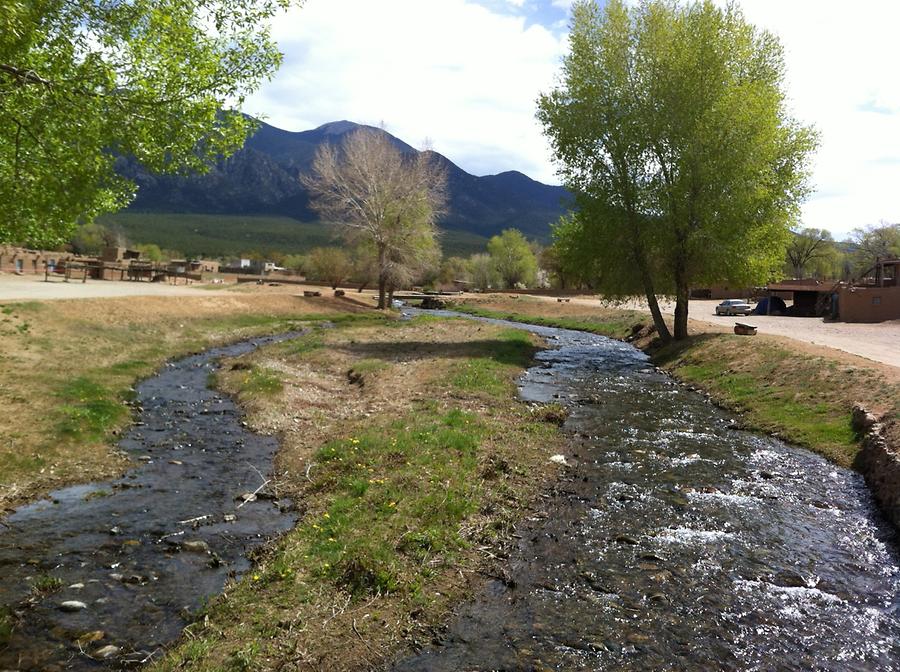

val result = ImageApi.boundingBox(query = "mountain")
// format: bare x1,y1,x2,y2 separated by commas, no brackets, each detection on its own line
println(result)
115,119,569,242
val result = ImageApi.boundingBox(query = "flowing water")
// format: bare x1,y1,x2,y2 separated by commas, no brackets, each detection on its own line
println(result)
0,333,301,669
392,313,900,671
2,315,899,671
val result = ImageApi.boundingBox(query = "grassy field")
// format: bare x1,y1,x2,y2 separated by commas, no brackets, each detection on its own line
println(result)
0,291,368,511
100,212,491,259
454,295,900,469
154,316,565,670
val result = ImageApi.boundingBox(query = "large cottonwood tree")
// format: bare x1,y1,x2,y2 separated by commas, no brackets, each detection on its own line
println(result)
538,0,817,341
303,129,445,309
1,0,297,247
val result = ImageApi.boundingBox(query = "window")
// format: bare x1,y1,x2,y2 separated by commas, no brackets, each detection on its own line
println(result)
872,296,881,305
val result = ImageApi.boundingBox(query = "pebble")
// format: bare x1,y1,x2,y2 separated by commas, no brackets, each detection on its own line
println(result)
223,514,236,522
75,630,104,645
181,540,210,553
59,600,88,612
94,645,120,659
68,583,85,589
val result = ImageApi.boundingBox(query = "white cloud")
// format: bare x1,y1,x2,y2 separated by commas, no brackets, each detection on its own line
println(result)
243,0,566,183
716,0,900,238
245,0,900,240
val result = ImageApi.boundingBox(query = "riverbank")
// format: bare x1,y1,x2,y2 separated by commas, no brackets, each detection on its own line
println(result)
0,292,364,512
152,316,566,670
452,296,900,471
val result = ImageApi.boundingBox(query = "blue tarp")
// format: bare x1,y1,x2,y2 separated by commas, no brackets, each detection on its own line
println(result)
753,296,787,315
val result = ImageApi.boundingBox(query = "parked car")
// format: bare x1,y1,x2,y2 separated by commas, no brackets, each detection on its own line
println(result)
715,298,754,316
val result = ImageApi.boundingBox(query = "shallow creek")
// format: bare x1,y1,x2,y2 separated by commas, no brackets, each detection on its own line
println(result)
0,333,301,669
392,313,900,671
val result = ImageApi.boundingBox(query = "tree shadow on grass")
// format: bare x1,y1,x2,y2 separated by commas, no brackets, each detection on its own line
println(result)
649,332,724,366
336,339,541,368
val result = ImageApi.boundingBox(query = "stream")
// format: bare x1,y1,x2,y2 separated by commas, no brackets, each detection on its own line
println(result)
391,312,900,671
0,333,301,669
2,315,899,670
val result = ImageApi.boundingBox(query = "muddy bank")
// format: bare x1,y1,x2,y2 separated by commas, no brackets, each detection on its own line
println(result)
0,333,302,669
391,313,900,671
857,407,900,529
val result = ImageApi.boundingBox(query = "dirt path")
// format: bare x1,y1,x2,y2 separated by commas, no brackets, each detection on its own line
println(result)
0,274,231,300
511,294,900,369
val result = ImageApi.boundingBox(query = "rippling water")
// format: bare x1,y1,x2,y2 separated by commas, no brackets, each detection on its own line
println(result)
393,315,900,671
0,333,300,669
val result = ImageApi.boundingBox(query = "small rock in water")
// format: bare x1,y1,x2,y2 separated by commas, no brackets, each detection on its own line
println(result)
108,526,122,535
182,540,210,553
615,534,639,545
169,460,183,466
68,583,85,590
223,514,236,522
94,645,120,659
59,600,88,612
237,492,257,503
75,630,105,645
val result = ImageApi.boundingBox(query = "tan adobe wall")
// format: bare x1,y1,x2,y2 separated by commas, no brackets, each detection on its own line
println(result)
838,286,900,322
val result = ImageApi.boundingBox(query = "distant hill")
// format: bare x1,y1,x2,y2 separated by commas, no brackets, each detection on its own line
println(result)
114,119,570,250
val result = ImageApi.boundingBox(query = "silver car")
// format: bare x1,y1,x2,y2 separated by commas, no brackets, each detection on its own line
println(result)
715,299,754,316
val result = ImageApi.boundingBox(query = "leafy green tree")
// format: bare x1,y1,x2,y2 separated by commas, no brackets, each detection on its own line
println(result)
1,0,298,248
538,0,816,341
851,222,900,275
68,222,124,255
468,253,498,291
487,228,538,289
306,247,352,289
303,129,446,308
134,243,164,262
282,254,308,274
785,228,837,278
438,256,471,287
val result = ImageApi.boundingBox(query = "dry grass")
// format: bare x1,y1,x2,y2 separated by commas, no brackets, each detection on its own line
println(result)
0,291,364,511
154,317,565,671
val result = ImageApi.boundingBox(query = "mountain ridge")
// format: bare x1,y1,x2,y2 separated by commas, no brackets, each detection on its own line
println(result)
115,118,569,241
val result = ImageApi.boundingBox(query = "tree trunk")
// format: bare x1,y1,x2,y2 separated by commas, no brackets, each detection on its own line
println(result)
635,256,672,343
673,257,690,340
388,286,395,306
376,244,388,309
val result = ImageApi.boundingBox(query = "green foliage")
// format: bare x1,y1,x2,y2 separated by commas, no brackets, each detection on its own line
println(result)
306,246,352,289
538,0,817,339
784,227,840,279
850,222,900,275
1,0,299,247
487,229,538,288
100,212,488,261
468,253,499,290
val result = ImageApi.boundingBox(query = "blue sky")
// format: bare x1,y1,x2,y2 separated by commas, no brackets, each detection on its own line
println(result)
243,0,900,240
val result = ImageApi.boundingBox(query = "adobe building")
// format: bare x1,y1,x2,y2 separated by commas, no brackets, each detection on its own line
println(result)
836,258,900,323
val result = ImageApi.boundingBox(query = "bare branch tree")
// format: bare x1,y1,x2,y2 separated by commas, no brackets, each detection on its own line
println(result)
302,129,446,308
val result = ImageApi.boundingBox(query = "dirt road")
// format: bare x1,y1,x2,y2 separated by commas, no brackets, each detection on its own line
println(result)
0,274,231,300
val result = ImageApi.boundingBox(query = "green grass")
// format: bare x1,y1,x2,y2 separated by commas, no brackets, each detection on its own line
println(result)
237,366,283,396
101,212,490,258
56,377,128,441
453,303,646,340
294,408,485,597
448,328,536,397
654,336,864,466
31,574,63,595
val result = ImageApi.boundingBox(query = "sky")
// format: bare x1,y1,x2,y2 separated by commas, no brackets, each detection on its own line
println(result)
243,0,900,240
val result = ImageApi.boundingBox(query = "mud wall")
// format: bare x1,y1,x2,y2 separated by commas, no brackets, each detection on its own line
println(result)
839,286,900,323
855,406,900,528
